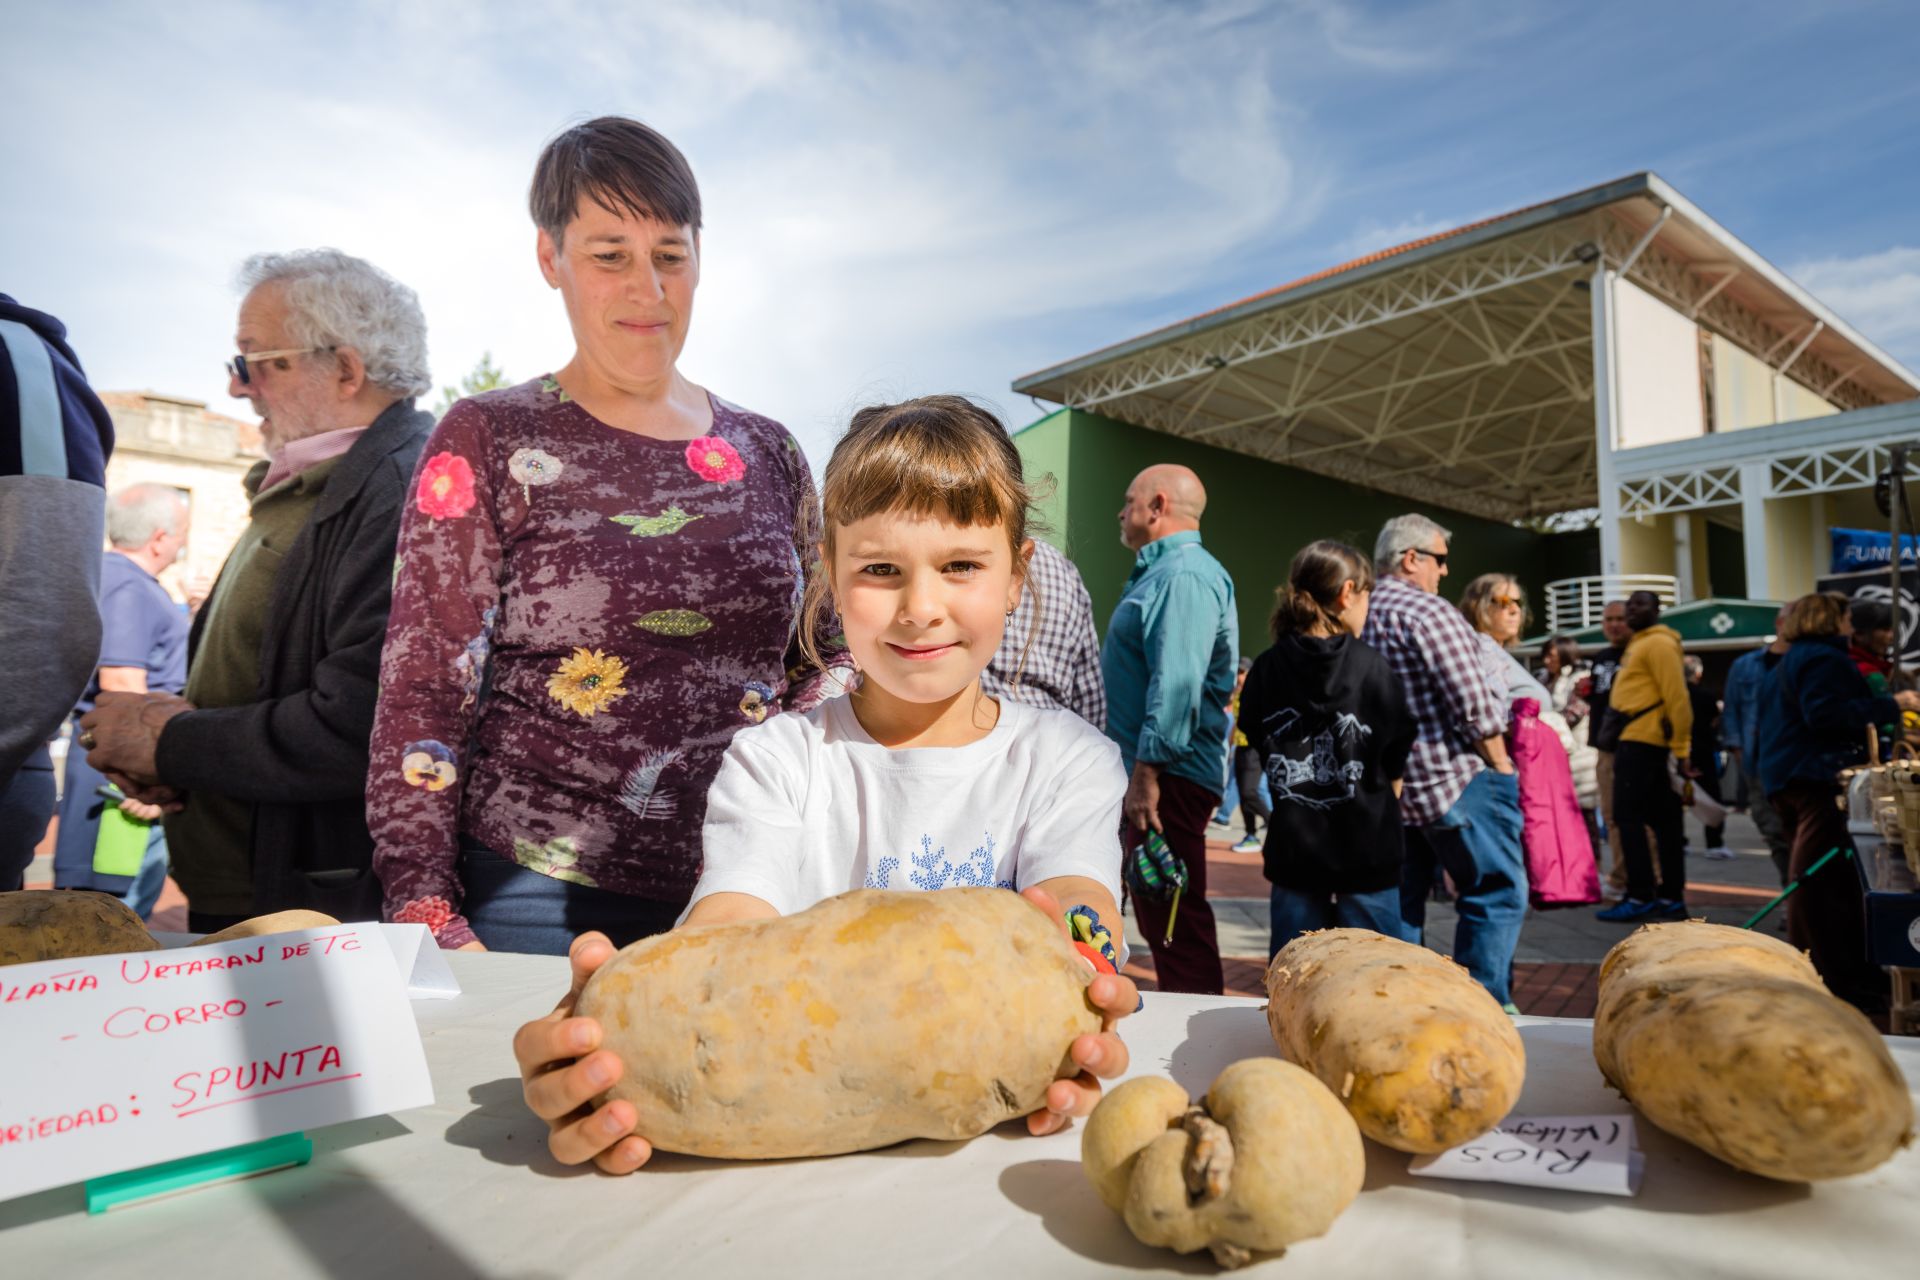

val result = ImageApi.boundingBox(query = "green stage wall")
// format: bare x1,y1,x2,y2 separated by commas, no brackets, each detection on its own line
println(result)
1015,408,1591,655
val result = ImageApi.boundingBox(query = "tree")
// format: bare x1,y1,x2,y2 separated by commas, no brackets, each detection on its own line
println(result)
433,352,510,418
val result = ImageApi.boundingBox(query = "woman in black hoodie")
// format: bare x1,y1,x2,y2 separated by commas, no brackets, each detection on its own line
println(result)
1237,540,1416,958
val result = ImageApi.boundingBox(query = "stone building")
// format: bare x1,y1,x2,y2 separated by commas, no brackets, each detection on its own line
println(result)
99,391,264,605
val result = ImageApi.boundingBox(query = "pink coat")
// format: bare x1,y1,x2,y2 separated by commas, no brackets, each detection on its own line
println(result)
1511,697,1601,908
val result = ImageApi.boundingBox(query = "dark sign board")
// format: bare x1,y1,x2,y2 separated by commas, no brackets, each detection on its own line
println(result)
1816,567,1920,666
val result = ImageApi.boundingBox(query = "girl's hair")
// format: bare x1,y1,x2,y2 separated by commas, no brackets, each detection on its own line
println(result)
1542,634,1581,673
797,395,1039,672
1270,540,1374,640
1779,591,1851,642
1458,572,1531,636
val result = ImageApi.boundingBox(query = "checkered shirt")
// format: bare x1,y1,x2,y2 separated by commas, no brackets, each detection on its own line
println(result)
982,538,1107,731
1359,574,1507,826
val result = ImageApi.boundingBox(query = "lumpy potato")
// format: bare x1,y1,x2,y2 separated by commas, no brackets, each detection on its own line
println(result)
1082,1059,1363,1269
576,888,1102,1159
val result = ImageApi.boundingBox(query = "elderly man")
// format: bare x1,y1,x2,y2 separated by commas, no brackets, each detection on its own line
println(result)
982,537,1106,729
1361,513,1525,1008
1102,464,1236,994
0,293,115,890
82,250,433,931
53,485,191,916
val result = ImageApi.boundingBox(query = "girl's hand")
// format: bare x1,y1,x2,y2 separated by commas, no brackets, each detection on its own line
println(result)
511,931,651,1173
1017,886,1138,1136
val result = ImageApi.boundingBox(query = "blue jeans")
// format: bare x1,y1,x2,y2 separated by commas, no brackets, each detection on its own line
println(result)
1269,884,1402,959
1402,769,1527,1005
457,838,685,955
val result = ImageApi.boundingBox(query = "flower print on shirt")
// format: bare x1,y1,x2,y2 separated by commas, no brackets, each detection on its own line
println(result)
546,647,630,717
685,435,746,483
392,895,457,933
738,681,775,724
512,834,596,886
634,609,712,637
507,447,563,504
609,506,702,538
415,451,477,520
538,375,573,404
400,739,459,791
451,604,498,712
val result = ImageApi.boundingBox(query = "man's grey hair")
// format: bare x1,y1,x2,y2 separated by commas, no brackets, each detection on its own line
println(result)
1375,513,1453,568
238,249,432,398
107,483,188,550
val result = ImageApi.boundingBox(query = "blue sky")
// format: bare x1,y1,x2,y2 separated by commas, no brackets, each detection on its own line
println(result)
3,0,1916,467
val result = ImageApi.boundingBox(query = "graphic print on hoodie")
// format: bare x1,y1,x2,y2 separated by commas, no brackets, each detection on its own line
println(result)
1236,632,1418,894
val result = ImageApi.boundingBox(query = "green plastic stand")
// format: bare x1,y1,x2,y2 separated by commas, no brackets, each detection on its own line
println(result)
85,1132,313,1213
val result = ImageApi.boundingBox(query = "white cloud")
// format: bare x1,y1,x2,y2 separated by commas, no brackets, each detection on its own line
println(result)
0,0,1354,468
1788,245,1920,376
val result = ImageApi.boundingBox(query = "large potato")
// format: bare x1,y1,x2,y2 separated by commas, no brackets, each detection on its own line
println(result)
1265,928,1524,1153
1082,1059,1363,1269
0,890,159,965
191,910,341,945
1595,921,1914,1181
577,888,1102,1159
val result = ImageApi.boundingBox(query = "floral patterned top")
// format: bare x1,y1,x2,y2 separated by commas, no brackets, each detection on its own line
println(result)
368,378,845,948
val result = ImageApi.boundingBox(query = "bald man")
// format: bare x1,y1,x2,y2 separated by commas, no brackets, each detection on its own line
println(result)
1103,464,1237,994
52,483,191,916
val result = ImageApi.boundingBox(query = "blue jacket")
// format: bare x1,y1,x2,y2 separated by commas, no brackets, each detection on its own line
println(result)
1720,645,1770,757
1101,531,1238,793
1754,634,1899,795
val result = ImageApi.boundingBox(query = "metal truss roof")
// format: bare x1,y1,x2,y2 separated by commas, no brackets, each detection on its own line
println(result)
1014,173,1920,521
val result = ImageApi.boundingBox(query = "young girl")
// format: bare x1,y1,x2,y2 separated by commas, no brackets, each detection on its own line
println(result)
1236,540,1415,957
511,396,1138,1172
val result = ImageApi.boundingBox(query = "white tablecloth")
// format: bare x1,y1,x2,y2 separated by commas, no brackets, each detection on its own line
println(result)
5,949,1917,1277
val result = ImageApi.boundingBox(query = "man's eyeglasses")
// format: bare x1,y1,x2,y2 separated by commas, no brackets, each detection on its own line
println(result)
1411,548,1449,568
226,347,323,385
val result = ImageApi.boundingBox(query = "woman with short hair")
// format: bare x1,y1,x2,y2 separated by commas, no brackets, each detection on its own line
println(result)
368,117,846,953
1753,591,1920,1012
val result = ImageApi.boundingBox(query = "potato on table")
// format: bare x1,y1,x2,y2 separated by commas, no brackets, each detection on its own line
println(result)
1595,921,1914,1181
1265,928,1524,1153
191,910,341,945
575,887,1102,1159
0,890,160,965
1082,1059,1363,1269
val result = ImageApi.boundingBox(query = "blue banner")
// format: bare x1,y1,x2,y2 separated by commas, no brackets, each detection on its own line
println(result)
1830,526,1920,573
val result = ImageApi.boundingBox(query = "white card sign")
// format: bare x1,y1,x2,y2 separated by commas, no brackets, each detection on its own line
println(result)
0,922,434,1202
1409,1114,1645,1197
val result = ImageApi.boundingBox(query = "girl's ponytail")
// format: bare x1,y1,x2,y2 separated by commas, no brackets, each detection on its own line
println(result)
1269,539,1375,640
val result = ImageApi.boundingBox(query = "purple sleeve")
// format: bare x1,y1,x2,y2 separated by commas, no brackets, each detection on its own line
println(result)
367,402,504,949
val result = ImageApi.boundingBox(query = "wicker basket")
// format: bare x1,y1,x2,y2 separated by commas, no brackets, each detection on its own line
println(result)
1888,761,1920,877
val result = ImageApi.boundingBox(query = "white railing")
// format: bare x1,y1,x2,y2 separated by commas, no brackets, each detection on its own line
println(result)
1543,575,1679,634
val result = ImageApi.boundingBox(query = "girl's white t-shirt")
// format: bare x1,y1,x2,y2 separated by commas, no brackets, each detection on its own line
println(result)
691,694,1127,931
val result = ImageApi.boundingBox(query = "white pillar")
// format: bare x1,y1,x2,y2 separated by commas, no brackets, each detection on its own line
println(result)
1590,264,1623,576
1810,492,1829,581
1674,512,1696,601
1741,460,1770,599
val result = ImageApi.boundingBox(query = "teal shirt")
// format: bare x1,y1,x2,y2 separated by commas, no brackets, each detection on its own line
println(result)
1101,531,1238,793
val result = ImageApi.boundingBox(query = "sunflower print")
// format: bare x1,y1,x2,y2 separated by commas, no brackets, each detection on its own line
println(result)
634,609,712,637
546,647,630,717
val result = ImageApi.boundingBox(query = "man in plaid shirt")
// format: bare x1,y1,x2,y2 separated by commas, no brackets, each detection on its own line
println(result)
982,538,1106,729
1362,513,1526,1008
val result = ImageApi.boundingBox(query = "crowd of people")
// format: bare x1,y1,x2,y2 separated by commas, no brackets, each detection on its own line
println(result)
1,115,1907,1166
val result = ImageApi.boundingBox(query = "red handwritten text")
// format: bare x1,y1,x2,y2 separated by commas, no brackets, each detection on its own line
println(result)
0,1102,121,1146
104,999,250,1039
172,1044,349,1116
120,946,268,984
1,969,99,1004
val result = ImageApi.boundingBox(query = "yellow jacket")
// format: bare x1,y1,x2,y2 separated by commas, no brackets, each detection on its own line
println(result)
1610,624,1693,758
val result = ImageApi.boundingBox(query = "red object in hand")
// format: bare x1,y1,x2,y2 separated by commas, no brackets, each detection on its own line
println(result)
1072,940,1118,976
1574,676,1593,698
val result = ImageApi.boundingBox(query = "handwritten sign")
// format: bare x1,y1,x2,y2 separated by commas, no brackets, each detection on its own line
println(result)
1408,1114,1644,1197
153,923,461,1000
0,923,433,1202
